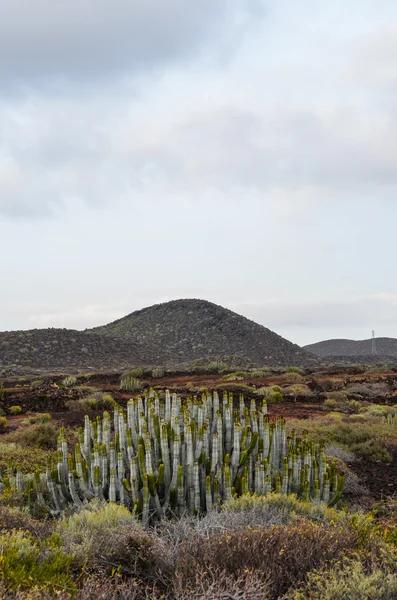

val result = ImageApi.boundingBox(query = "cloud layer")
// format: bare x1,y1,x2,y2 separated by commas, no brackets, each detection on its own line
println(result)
0,0,396,345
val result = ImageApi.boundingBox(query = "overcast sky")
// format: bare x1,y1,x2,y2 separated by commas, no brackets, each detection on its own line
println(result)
1,0,396,346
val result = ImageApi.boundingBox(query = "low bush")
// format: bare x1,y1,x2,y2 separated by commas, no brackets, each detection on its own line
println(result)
57,501,171,582
65,393,116,412
0,416,8,432
0,530,74,593
0,442,53,472
176,521,360,598
61,375,78,387
324,396,361,414
6,423,59,450
23,413,52,425
8,406,22,416
151,368,165,379
0,506,51,538
290,558,397,600
288,415,397,462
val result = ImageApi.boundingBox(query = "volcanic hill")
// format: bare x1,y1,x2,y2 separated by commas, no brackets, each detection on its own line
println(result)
88,298,312,368
0,299,314,375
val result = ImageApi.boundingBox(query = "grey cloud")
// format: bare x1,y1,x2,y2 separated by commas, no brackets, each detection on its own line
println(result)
0,0,262,86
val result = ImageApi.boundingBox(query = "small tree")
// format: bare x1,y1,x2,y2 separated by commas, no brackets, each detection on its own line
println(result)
285,384,307,403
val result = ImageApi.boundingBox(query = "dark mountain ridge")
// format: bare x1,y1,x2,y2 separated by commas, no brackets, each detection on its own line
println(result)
304,337,397,358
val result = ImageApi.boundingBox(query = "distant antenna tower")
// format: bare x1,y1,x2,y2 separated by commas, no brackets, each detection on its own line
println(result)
371,330,377,355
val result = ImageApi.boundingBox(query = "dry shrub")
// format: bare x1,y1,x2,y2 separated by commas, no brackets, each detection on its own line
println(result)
0,579,164,600
5,423,59,450
288,558,397,600
58,502,172,587
176,521,359,598
173,568,270,600
317,379,344,392
0,507,51,539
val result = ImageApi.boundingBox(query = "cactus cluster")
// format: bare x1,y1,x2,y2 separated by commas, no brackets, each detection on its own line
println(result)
0,390,344,524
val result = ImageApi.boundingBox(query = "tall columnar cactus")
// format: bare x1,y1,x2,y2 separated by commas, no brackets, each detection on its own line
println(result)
1,390,344,522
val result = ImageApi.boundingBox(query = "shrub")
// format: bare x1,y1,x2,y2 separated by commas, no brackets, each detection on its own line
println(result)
206,361,228,373
324,396,361,414
260,385,284,403
277,372,304,383
123,367,144,378
0,381,4,401
151,368,165,379
284,384,312,402
61,375,78,387
0,442,52,473
7,423,59,450
65,393,116,412
0,416,8,432
249,369,269,378
287,416,397,463
176,521,360,598
23,413,52,425
290,558,397,600
0,506,51,538
8,406,22,415
0,530,74,593
57,502,170,581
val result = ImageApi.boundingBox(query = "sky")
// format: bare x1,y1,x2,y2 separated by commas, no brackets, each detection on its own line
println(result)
0,0,396,346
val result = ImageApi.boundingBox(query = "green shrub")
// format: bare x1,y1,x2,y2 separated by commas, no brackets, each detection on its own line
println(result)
65,393,116,412
57,501,169,580
250,368,269,378
152,368,165,379
9,405,22,415
287,415,397,462
0,530,74,593
7,423,59,450
286,366,303,374
324,397,361,414
206,361,228,373
123,367,144,378
0,442,53,472
0,416,8,432
61,375,78,387
0,381,4,401
290,559,397,600
23,413,52,425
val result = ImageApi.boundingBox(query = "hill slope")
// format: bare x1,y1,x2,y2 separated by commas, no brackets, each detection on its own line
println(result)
89,298,312,367
0,328,157,375
304,337,397,358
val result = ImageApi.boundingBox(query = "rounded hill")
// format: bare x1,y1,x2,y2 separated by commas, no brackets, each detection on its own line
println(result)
89,298,312,367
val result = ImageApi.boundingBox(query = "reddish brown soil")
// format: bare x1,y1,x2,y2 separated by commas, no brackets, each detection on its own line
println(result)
2,367,397,502
348,455,397,500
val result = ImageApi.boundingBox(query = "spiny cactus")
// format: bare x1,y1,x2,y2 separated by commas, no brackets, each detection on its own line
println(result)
1,390,344,524
120,375,142,392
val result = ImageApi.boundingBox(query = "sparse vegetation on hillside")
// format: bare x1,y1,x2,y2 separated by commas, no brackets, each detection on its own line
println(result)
89,298,313,368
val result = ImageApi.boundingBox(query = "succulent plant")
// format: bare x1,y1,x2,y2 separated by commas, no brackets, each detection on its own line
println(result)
1,390,344,523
